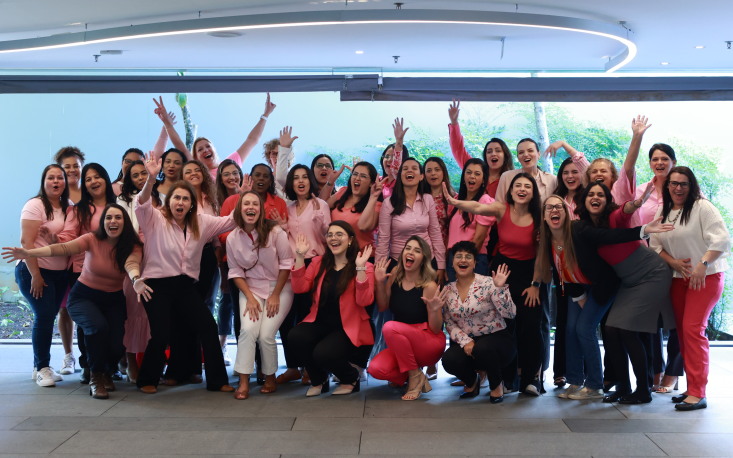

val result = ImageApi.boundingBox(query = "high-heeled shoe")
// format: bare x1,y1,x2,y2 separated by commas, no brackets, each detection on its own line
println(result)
233,387,249,400
459,375,480,399
333,378,360,395
306,380,331,397
654,376,679,394
402,371,428,401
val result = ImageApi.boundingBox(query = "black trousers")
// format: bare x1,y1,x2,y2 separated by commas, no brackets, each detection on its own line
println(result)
442,329,516,390
553,278,568,379
279,258,312,369
288,321,358,386
605,326,654,395
137,276,228,390
65,271,88,369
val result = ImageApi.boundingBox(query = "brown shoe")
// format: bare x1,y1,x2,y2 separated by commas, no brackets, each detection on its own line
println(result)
163,378,178,386
275,368,302,384
219,384,235,392
139,385,158,394
260,375,277,394
89,373,109,399
189,374,204,384
103,373,117,392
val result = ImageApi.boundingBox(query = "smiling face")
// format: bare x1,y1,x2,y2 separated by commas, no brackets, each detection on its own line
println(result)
84,169,106,201
400,160,423,188
510,177,533,204
543,196,566,230
313,157,333,185
103,207,125,239
382,147,395,173
424,160,445,188
452,249,476,278
650,149,675,180
44,167,66,200
183,163,203,189
267,145,279,169
484,142,505,172
517,141,539,169
194,139,217,170
350,165,372,197
292,168,311,198
220,164,241,193
60,156,82,187
667,172,690,208
562,162,582,192
587,159,615,189
168,188,192,223
129,164,148,191
239,192,261,227
401,239,425,273
464,163,484,194
251,165,273,197
584,184,608,217
163,153,184,180
326,225,352,257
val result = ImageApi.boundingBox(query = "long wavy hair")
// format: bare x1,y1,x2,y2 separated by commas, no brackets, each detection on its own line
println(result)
390,236,436,288
314,221,360,296
93,203,143,272
284,164,319,201
420,157,456,196
215,159,243,208
77,163,116,232
449,158,488,229
162,181,200,239
334,161,377,213
576,182,619,228
183,160,219,214
661,166,701,226
536,195,580,283
34,164,70,220
153,148,187,207
483,137,514,175
505,172,542,236
119,160,146,204
232,191,277,249
553,157,585,213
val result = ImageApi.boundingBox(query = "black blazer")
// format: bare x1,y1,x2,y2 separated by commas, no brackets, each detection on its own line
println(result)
558,220,645,304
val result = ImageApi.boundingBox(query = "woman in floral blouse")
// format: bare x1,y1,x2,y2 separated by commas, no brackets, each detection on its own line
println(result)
441,241,516,403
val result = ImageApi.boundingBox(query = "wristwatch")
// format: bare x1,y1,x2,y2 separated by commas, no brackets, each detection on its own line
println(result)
530,281,541,288
701,260,709,267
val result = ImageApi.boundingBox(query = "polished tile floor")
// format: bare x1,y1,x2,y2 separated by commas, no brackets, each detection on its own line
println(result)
1,342,733,457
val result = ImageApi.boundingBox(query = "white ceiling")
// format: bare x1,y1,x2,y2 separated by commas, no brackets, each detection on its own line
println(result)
1,0,731,74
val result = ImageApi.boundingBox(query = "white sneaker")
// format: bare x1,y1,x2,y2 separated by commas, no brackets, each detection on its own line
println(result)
558,384,582,399
35,367,58,387
32,367,63,382
568,386,604,400
59,353,76,375
222,346,232,367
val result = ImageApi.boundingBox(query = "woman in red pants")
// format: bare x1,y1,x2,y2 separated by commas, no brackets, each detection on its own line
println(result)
650,166,730,411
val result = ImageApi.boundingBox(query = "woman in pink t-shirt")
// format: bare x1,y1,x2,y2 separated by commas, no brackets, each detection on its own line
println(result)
330,162,382,251
5,204,144,400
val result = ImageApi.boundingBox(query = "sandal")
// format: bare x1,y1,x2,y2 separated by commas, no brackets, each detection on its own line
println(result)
402,371,430,401
260,375,277,394
234,386,249,400
654,376,679,393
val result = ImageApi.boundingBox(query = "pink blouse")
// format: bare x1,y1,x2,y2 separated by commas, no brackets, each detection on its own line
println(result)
446,194,496,253
442,274,515,347
73,233,143,292
285,198,331,259
58,203,106,273
226,225,294,299
376,193,446,269
19,198,69,271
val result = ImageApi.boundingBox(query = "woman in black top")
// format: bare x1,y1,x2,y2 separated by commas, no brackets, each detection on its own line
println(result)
368,236,445,400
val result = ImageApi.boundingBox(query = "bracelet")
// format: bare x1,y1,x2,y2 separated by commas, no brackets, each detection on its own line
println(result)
355,266,367,271
260,115,268,121
295,249,305,256
132,276,140,284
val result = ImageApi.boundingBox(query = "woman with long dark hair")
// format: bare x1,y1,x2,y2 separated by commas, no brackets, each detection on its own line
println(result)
152,148,187,207
4,204,145,399
380,118,410,199
111,148,145,196
330,162,382,251
495,138,557,205
288,221,374,396
422,157,455,247
651,166,730,411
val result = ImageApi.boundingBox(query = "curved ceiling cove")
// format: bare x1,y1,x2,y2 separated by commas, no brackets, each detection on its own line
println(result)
0,9,636,72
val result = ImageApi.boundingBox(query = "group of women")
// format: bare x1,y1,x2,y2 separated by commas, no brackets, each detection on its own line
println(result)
4,97,729,412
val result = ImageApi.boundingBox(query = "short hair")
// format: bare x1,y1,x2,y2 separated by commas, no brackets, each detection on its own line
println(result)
54,146,85,165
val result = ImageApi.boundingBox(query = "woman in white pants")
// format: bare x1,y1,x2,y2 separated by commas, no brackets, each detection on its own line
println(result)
227,190,294,399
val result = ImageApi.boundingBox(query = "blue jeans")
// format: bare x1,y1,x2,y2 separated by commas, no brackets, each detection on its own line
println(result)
15,262,68,370
67,282,126,373
446,252,489,283
565,288,614,390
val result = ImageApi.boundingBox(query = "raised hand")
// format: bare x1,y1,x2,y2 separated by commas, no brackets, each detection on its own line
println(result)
240,173,253,193
133,277,154,302
269,208,286,227
631,115,652,136
355,244,372,268
448,99,460,124
442,182,459,206
491,263,511,288
294,234,310,257
422,286,449,313
1,246,29,262
263,92,276,117
144,152,162,177
279,126,298,148
153,97,174,126
392,117,409,144
370,176,386,198
544,140,565,158
644,216,676,234
374,258,391,283
326,164,347,186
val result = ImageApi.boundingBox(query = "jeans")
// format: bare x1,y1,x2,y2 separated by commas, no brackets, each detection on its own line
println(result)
565,288,614,390
15,262,68,370
66,282,126,373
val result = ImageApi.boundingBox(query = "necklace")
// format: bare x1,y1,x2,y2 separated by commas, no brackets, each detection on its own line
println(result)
669,208,683,224
552,239,563,252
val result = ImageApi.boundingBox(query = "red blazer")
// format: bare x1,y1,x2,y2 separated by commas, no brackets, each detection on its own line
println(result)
291,256,375,347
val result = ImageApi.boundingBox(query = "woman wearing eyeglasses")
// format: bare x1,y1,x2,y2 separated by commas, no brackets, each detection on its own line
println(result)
650,167,730,411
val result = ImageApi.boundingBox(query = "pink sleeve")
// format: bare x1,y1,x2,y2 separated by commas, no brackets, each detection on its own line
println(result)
424,195,446,269
494,172,509,204
291,256,320,294
75,232,94,252
448,123,471,169
57,207,80,243
273,228,294,270
355,263,375,307
20,198,44,222
612,165,636,204
225,151,242,167
389,148,403,181
475,194,496,227
571,151,590,177
376,199,393,261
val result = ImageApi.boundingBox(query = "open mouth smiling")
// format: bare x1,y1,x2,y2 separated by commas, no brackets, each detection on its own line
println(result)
404,254,415,268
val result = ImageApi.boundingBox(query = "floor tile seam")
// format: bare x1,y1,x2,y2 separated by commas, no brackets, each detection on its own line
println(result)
47,429,80,455
644,431,672,456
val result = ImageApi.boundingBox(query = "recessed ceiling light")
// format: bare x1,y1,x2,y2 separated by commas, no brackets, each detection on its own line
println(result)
66,22,83,26
207,31,243,38
601,55,610,59
660,61,670,65
695,45,705,49
355,50,364,54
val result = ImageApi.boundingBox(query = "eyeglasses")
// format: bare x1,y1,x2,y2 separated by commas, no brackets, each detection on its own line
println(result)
668,181,690,189
315,163,334,170
123,159,135,165
221,171,240,179
326,232,348,239
453,253,475,261
544,204,565,212
352,173,370,180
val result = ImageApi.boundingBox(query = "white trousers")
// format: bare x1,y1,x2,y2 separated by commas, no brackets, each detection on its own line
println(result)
233,281,293,375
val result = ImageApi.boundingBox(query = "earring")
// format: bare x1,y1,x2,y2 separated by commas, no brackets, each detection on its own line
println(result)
348,242,352,247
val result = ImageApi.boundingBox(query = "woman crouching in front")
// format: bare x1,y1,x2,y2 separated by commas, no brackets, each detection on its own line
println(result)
288,221,374,396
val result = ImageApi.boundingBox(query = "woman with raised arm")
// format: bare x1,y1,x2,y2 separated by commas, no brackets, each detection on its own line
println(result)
494,139,557,205
441,241,516,402
133,155,236,394
276,165,331,385
651,167,730,411
443,173,544,395
447,99,513,198
153,93,276,179
422,157,455,246
330,162,383,251
445,158,494,281
13,165,71,387
4,204,144,399
368,236,445,400
152,148,187,207
227,191,294,399
379,118,410,199
288,221,375,396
